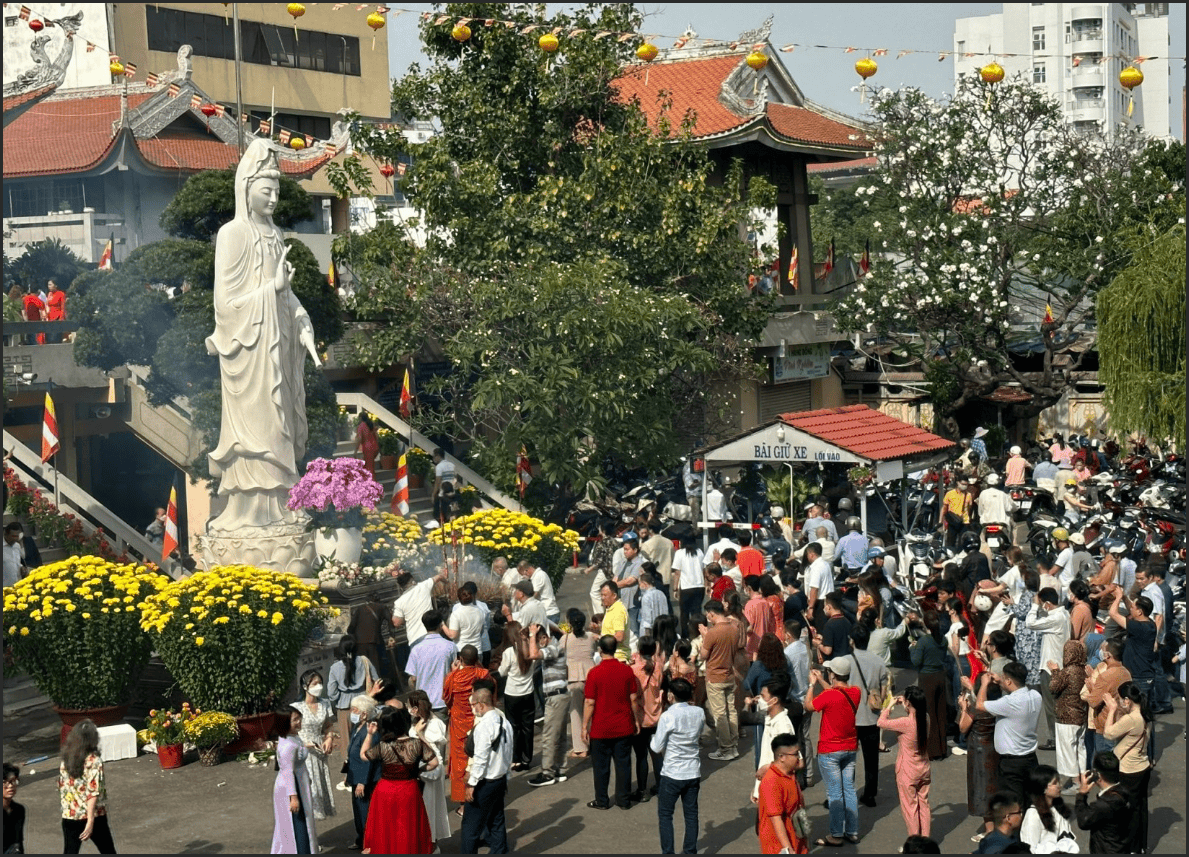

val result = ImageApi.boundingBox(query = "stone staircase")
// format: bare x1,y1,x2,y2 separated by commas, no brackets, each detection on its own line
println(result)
331,439,436,523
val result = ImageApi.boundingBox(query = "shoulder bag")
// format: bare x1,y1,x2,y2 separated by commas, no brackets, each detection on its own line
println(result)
849,655,884,712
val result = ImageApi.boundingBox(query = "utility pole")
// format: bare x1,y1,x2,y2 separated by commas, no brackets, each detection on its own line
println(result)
233,3,245,154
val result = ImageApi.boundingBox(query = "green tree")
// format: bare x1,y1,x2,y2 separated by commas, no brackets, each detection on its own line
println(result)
10,238,87,291
832,75,1183,437
329,2,774,499
158,169,314,242
1097,223,1186,448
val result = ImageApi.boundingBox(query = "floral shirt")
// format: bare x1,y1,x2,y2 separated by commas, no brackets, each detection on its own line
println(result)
58,754,106,820
1010,598,1043,686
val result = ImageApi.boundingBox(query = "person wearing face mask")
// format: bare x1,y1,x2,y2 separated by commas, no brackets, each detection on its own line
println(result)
289,670,336,821
344,695,380,851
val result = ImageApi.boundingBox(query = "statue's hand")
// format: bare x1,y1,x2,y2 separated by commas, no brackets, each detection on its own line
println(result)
299,318,321,367
274,244,293,293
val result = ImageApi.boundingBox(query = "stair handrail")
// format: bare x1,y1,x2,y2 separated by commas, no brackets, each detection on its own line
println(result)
336,392,520,513
3,429,177,575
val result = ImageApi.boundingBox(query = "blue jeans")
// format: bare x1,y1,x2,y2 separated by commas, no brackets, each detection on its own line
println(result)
657,775,700,854
818,750,859,838
1092,731,1116,756
460,776,509,854
628,605,641,637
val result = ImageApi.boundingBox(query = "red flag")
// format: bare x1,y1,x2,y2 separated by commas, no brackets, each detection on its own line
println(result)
399,369,413,419
162,482,179,562
859,239,871,276
390,453,410,515
516,446,533,498
41,392,60,462
824,237,835,274
98,235,114,270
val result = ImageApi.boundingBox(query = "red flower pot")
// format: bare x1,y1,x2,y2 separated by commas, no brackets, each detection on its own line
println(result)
54,704,130,747
224,712,275,756
157,743,185,769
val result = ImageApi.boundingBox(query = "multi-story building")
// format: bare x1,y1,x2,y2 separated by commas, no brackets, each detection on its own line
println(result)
954,3,1171,138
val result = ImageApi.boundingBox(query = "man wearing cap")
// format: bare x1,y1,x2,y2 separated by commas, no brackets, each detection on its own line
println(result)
977,473,1017,546
1062,533,1095,594
505,579,550,633
1042,529,1073,592
616,535,645,636
971,427,989,465
1004,446,1031,487
805,657,861,845
638,522,674,605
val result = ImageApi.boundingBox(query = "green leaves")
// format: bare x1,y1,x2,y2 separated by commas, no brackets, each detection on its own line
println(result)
158,170,313,242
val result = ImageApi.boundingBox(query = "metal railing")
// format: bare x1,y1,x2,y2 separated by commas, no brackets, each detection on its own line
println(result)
336,392,520,513
3,429,177,575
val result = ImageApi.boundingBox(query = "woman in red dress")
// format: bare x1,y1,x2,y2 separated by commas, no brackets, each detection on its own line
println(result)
441,645,493,804
354,413,380,477
360,707,437,855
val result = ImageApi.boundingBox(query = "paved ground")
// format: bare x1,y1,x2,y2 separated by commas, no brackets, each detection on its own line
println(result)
5,565,1185,854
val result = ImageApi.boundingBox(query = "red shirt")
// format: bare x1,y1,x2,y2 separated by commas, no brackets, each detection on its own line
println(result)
743,593,775,656
737,546,764,577
46,289,66,321
810,686,860,753
584,657,638,740
22,294,44,321
757,764,808,854
711,576,735,602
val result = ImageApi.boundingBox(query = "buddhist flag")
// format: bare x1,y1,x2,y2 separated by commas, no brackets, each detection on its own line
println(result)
19,6,30,21
278,129,291,146
167,82,180,98
1043,300,1054,325
162,480,179,562
399,369,413,419
146,71,159,87
788,245,799,291
123,62,137,78
824,237,835,274
516,446,532,498
98,234,114,270
859,239,871,276
395,162,407,177
327,261,335,288
41,392,60,462
391,453,410,516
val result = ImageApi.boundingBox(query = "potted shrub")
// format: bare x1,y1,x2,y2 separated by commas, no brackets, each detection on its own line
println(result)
185,710,238,766
3,556,172,743
144,703,199,769
140,565,337,753
426,508,580,590
288,457,384,566
377,428,402,470
405,447,433,490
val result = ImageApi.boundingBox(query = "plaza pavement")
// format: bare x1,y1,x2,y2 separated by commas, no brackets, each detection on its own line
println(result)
3,565,1184,853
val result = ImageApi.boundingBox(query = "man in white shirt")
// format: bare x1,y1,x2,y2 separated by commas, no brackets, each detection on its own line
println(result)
1024,587,1070,752
392,566,448,647
706,523,738,565
803,542,835,634
494,556,521,594
431,447,457,522
3,523,26,588
1113,544,1136,593
704,483,727,522
977,474,1017,543
639,522,674,602
1044,529,1073,592
445,586,488,653
505,579,551,632
718,549,743,591
450,580,492,665
1062,532,1095,595
650,676,705,855
461,687,514,853
521,561,560,624
977,660,1041,805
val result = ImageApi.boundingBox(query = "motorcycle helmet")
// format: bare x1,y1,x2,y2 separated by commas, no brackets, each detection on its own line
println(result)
866,546,886,560
960,532,980,552
846,516,862,532
1051,527,1070,542
985,473,1000,485
770,505,785,519
837,498,854,513
758,515,775,530
972,593,994,612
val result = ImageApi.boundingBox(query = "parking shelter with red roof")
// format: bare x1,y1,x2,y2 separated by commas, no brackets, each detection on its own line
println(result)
693,405,956,537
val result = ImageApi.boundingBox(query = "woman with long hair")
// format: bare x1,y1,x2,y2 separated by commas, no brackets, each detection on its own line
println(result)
407,689,450,847
629,636,666,802
289,669,336,819
354,412,380,476
1049,434,1074,467
272,707,319,855
651,614,679,660
1019,764,1075,852
723,590,751,719
58,720,116,854
877,686,932,837
561,607,597,761
672,533,706,638
496,619,542,772
909,611,949,760
327,634,379,767
1103,680,1152,852
360,707,437,854
760,575,787,644
1007,567,1044,687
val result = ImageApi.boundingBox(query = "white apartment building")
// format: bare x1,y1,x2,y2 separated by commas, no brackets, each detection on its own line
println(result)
954,3,1171,139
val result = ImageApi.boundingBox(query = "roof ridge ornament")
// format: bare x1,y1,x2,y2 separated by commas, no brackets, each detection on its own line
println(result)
737,16,773,46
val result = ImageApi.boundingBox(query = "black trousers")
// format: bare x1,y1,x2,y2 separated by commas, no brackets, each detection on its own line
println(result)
855,723,881,800
997,752,1038,807
62,815,117,854
590,735,633,807
631,725,663,795
504,692,536,766
460,776,509,854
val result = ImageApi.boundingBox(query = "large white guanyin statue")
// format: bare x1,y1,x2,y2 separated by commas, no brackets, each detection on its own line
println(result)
204,138,321,544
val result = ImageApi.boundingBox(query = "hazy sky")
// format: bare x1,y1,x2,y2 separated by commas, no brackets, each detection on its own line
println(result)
387,3,1186,140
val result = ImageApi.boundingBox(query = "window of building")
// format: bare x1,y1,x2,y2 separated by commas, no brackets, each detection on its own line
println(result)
1033,27,1045,51
957,40,965,54
3,178,106,218
1033,63,1046,84
5,16,18,27
147,6,360,75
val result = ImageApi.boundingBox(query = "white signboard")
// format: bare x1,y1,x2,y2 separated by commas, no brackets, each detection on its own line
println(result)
773,344,830,383
705,422,866,465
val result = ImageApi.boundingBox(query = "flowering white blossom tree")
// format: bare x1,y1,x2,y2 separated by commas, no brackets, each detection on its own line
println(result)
833,74,1183,437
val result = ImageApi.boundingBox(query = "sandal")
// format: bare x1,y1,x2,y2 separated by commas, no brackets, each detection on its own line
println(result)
814,837,845,847
454,806,465,818
568,750,588,758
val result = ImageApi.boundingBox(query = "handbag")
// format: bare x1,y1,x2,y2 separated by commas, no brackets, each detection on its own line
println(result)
849,655,884,712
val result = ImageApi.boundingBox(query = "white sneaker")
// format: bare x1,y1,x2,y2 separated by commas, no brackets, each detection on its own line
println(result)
952,746,967,756
336,781,351,792
708,749,739,761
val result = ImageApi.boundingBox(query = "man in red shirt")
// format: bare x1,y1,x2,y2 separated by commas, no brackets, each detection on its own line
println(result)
742,575,775,658
708,563,735,603
736,529,765,577
756,733,808,854
21,287,45,346
583,635,641,810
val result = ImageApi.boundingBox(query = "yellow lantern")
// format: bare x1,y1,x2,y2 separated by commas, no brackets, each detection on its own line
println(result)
1119,66,1143,117
855,56,877,103
539,33,559,53
980,62,1005,84
452,23,472,42
366,10,385,50
287,3,305,40
109,60,125,77
636,42,658,63
289,135,306,151
745,51,768,71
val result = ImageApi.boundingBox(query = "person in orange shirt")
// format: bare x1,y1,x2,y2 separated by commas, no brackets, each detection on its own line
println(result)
756,733,808,854
44,279,66,344
736,530,765,577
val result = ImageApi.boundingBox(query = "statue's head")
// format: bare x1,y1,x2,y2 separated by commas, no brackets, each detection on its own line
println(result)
235,138,282,222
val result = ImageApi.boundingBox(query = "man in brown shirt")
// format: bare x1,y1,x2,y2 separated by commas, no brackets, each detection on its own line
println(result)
699,600,741,761
1083,638,1131,754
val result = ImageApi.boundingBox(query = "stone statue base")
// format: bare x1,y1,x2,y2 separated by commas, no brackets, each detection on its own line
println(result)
198,523,317,577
